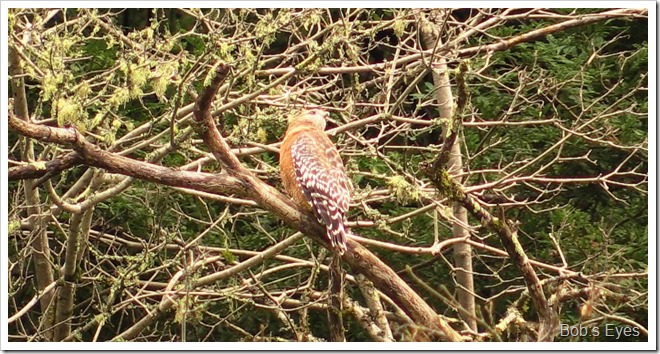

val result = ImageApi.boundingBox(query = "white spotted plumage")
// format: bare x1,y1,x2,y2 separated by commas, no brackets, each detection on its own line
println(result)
290,130,350,254
280,108,351,254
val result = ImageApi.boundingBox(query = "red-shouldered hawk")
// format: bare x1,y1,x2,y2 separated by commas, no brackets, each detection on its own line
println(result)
280,108,350,254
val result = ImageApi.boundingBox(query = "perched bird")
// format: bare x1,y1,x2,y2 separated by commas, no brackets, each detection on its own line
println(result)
280,108,350,254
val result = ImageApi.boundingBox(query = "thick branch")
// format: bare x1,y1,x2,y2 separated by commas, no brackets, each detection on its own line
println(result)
9,97,463,343
191,67,463,341
193,64,244,172
8,116,246,197
8,152,82,182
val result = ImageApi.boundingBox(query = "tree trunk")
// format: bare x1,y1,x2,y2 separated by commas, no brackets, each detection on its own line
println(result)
9,44,56,341
420,15,477,332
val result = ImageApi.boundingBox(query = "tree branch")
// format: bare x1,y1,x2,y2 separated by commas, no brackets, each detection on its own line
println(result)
9,43,55,340
8,71,464,342
8,152,82,182
423,168,559,341
7,115,246,197
190,66,464,342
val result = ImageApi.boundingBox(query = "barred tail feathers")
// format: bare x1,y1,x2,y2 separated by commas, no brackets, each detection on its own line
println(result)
289,135,351,255
326,218,348,255
308,190,348,255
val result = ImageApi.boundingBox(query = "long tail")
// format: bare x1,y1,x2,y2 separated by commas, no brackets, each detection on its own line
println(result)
327,253,345,341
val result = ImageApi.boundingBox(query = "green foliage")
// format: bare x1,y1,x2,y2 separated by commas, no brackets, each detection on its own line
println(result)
7,8,647,343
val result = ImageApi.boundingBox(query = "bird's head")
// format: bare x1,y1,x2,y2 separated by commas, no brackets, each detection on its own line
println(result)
288,108,329,131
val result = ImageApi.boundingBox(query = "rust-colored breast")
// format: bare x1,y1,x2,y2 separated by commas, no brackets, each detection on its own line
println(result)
280,126,313,212
279,117,351,254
